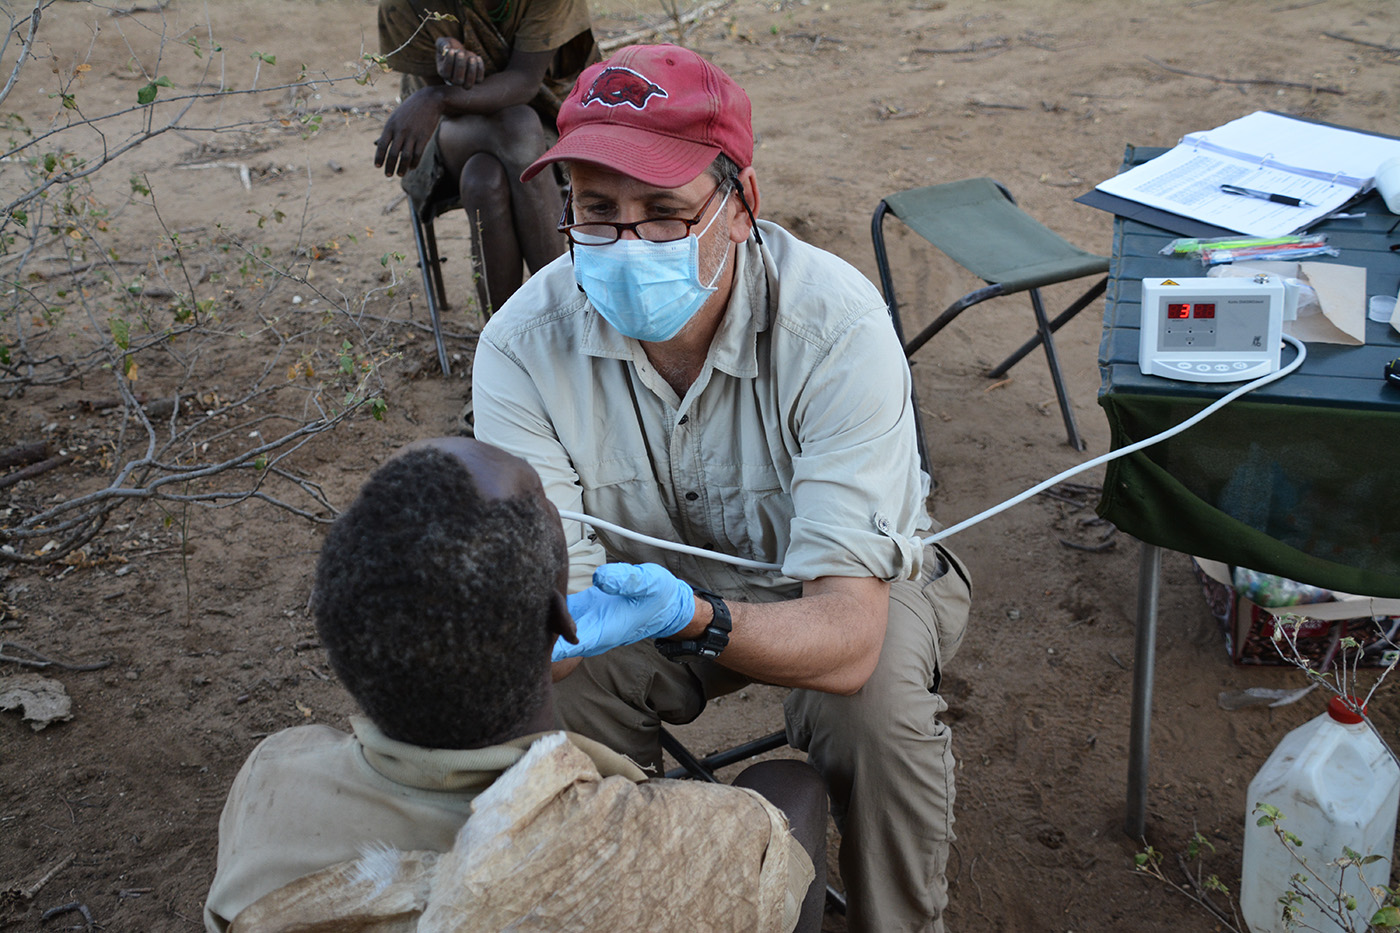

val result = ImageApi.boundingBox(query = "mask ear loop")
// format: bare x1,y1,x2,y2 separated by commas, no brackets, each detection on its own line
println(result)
729,175,763,246
559,187,587,293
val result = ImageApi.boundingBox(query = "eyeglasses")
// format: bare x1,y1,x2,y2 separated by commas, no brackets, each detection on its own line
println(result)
557,180,732,246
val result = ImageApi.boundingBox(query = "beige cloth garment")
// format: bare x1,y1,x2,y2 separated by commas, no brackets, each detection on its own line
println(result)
204,722,645,931
228,732,812,933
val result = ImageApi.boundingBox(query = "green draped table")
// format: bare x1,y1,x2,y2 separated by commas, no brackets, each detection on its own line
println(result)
1095,146,1400,837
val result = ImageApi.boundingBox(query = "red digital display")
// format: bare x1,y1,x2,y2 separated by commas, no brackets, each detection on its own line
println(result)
1194,303,1216,319
1167,302,1191,319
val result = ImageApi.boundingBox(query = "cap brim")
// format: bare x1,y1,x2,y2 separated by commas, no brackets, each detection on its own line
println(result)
522,124,720,189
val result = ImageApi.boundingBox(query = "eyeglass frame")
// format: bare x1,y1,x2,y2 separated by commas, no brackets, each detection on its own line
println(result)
556,175,763,247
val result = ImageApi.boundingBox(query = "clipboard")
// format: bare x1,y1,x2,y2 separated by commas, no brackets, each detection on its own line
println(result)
1081,115,1400,237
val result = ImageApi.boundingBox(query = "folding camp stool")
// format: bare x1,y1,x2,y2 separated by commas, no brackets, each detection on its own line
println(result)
660,726,848,915
871,177,1109,453
407,182,460,377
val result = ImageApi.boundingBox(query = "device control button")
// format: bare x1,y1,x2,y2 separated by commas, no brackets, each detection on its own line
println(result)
1232,362,1249,370
1214,364,1230,372
1195,364,1212,372
1176,362,1194,370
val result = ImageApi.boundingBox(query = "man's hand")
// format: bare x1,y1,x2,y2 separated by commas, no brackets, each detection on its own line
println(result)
553,563,695,661
435,37,485,89
373,89,444,177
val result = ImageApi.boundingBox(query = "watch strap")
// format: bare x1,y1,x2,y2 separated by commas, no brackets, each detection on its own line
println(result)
656,587,731,661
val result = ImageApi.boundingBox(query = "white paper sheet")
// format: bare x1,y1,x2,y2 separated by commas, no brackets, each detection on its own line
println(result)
1095,112,1400,237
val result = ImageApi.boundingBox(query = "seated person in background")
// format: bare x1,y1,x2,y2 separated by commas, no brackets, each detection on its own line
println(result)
202,437,827,933
374,0,598,313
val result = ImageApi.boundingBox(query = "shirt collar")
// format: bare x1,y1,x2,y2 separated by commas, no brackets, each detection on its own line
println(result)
351,718,646,792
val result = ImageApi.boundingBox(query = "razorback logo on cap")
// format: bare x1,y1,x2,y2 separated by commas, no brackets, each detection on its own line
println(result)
580,66,668,110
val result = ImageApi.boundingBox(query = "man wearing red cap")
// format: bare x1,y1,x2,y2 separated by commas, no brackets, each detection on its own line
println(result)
473,43,972,933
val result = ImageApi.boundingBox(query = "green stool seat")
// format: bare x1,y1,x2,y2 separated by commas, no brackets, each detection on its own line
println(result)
872,177,1109,457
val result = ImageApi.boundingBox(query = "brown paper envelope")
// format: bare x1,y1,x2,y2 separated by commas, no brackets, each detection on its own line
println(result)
1288,261,1366,345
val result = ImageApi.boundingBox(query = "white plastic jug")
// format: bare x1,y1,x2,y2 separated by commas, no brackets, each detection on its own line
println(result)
1240,696,1400,933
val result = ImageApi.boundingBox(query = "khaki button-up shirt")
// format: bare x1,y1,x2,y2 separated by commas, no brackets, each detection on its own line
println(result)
474,220,931,600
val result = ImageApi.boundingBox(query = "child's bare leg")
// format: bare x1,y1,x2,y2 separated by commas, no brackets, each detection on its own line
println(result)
437,107,565,279
459,153,522,314
484,105,566,274
733,759,829,933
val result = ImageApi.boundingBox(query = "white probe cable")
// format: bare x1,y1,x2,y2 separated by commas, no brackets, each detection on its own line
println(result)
559,334,1307,571
557,509,783,572
922,333,1307,545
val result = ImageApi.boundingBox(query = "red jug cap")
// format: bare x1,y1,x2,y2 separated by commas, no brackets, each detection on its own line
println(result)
1328,695,1366,724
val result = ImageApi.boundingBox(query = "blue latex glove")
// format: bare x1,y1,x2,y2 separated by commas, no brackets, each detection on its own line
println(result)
554,563,695,662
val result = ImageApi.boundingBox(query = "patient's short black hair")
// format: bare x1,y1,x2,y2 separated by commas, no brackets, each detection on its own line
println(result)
312,446,565,749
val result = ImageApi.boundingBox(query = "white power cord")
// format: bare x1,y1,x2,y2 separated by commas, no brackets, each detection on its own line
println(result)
560,334,1308,573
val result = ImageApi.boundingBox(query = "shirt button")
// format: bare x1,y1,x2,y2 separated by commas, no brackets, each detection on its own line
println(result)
876,517,892,532
685,491,700,501
678,415,689,425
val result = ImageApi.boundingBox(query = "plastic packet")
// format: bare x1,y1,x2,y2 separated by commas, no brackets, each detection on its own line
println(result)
1207,265,1321,318
1201,244,1339,264
1218,684,1319,710
1159,233,1332,264
1231,566,1332,608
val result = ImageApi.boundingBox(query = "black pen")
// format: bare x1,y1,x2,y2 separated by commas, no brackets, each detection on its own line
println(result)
1219,184,1315,208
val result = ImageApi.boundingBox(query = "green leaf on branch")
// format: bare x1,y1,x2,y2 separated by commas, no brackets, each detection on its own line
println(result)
1371,906,1400,928
136,76,173,105
370,398,387,421
251,51,277,65
109,317,130,351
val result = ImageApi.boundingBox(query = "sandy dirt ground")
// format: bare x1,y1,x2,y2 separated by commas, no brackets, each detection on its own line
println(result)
2,0,1399,931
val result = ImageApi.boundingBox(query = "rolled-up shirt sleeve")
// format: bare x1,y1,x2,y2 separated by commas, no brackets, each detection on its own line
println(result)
781,302,927,583
473,335,605,595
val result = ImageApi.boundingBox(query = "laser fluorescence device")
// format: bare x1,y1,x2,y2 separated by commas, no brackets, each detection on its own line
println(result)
1138,275,1287,382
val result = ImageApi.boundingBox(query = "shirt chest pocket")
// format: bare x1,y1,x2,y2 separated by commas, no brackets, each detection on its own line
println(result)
708,460,789,564
571,454,672,556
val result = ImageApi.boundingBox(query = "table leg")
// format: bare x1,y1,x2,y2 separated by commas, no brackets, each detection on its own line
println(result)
1125,541,1161,839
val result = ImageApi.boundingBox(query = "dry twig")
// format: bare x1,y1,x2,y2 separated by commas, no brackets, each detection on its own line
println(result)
40,900,94,929
23,854,75,901
0,441,46,470
1144,55,1344,94
911,37,1009,55
1322,31,1400,54
0,642,112,672
0,454,72,491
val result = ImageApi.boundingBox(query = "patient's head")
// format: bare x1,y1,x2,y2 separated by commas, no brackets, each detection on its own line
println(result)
311,438,569,749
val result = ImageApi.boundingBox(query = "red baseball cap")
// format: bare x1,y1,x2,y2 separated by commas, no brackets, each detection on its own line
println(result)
522,44,753,188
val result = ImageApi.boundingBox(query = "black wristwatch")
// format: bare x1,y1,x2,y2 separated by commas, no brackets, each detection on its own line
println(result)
656,587,732,662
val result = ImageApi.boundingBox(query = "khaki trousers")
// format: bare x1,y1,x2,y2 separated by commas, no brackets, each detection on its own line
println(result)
554,545,972,933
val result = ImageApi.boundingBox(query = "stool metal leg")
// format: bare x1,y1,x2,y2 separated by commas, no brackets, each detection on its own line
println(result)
989,277,1106,377
409,201,451,377
1025,286,1085,450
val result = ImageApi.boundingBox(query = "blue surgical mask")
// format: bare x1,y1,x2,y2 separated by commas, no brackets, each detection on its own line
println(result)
572,190,732,343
